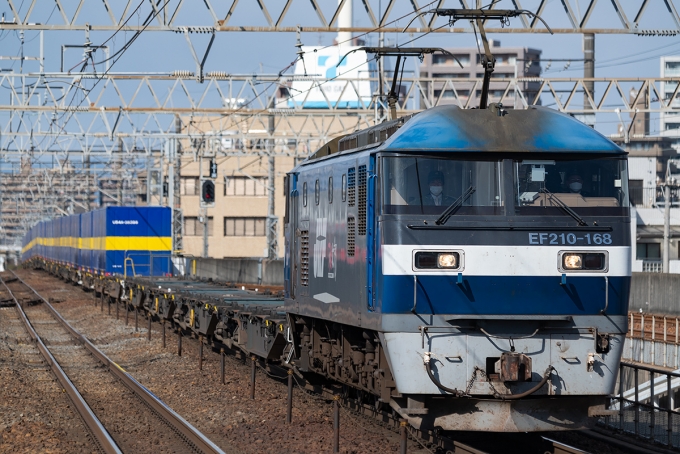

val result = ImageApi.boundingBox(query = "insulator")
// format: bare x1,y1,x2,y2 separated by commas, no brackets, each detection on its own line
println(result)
171,70,195,78
206,71,228,79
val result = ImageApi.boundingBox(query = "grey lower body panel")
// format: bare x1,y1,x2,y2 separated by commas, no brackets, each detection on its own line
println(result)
390,396,603,432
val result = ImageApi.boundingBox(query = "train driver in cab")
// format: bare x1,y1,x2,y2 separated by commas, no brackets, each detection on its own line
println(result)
424,170,455,206
565,172,588,196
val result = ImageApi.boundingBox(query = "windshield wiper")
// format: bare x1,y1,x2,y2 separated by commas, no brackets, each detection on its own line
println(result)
435,185,476,225
540,188,588,226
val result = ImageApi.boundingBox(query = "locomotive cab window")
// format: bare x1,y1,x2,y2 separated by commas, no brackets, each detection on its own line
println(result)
315,179,320,205
328,176,333,203
341,174,347,202
303,182,308,207
381,156,504,215
514,157,629,216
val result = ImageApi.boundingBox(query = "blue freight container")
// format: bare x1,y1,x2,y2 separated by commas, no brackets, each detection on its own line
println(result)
21,206,173,276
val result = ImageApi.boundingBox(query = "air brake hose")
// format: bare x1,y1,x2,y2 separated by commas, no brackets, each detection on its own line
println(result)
423,353,464,397
497,366,555,400
423,353,554,400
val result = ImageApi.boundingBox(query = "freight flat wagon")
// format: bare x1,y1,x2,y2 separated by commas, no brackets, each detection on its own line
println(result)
21,206,172,277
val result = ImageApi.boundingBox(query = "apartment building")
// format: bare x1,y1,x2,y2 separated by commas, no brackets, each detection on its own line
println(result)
661,56,680,143
419,41,542,109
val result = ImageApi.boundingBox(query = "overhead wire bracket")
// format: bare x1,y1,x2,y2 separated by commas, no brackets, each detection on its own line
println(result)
337,47,462,121
434,9,553,109
182,27,216,83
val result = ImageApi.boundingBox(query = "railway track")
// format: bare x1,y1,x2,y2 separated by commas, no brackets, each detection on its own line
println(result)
13,267,661,454
1,270,225,454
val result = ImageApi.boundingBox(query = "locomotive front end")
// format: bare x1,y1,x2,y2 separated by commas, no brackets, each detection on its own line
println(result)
375,106,630,432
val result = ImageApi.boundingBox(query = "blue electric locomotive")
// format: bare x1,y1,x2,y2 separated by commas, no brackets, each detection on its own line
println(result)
283,104,630,432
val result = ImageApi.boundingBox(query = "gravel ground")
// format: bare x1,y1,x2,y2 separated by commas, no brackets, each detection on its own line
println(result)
0,303,96,454
18,269,428,454
14,268,641,454
8,278,201,454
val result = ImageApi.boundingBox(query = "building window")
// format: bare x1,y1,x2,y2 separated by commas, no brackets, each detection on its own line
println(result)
629,179,643,206
432,73,469,78
224,217,266,236
181,177,199,195
224,176,267,196
184,216,213,236
432,54,470,66
637,243,661,260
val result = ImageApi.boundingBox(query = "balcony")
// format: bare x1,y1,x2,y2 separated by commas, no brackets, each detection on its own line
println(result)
641,260,663,273
629,186,680,209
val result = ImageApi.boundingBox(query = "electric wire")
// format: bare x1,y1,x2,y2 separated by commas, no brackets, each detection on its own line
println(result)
316,0,440,52
12,1,486,159
545,40,680,74
35,0,170,154
185,15,457,143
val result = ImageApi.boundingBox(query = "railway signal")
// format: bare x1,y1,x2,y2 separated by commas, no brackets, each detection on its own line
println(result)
201,179,215,206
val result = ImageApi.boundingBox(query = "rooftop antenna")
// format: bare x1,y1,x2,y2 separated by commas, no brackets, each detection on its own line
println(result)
434,8,553,109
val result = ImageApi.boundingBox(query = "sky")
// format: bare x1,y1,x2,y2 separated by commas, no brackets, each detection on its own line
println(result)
1,0,679,138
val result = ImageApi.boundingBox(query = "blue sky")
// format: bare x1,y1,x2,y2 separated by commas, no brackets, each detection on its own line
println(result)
1,0,679,137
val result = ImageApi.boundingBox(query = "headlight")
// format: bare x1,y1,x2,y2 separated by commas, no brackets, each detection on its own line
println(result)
560,252,607,271
438,253,457,268
563,253,583,270
414,251,462,270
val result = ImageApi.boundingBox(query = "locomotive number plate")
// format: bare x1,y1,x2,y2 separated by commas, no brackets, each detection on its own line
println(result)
528,232,613,245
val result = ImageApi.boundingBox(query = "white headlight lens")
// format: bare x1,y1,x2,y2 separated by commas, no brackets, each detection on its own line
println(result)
563,254,583,270
438,253,457,268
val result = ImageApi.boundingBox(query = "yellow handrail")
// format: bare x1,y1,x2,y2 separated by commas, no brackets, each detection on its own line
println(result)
124,256,136,278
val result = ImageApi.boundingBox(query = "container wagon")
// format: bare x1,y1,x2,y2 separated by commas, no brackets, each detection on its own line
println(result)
22,206,172,277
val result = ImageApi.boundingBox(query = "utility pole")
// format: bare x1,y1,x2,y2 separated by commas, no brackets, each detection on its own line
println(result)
266,97,277,259
583,33,595,123
116,138,123,205
84,154,91,210
202,208,208,258
199,155,209,258
664,183,671,273
663,162,676,274
173,115,183,255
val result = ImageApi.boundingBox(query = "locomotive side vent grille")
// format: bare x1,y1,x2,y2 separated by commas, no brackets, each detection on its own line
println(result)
358,165,367,235
348,167,356,207
339,135,358,151
300,230,309,286
347,217,355,257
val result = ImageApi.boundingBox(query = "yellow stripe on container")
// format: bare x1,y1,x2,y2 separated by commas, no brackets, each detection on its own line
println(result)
22,235,172,253
105,236,172,251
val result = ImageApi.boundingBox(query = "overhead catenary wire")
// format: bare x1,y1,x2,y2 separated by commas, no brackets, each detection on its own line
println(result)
35,0,170,154
25,2,461,158
316,0,441,53
186,15,456,143
544,39,680,74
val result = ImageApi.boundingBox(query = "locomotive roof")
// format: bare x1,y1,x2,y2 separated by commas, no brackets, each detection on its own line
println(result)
381,104,625,155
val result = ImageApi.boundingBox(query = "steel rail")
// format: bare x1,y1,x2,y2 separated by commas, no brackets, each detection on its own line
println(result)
7,270,226,454
0,276,122,454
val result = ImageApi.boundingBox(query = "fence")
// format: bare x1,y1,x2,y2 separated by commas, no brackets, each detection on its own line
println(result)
630,186,680,209
184,257,284,286
630,273,680,316
605,362,680,448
